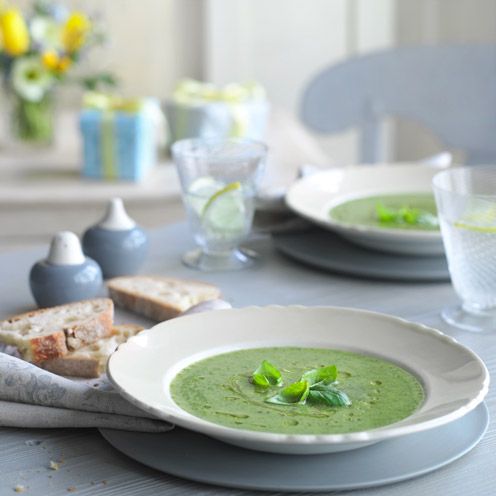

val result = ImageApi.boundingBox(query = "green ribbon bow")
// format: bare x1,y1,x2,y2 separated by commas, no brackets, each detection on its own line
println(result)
83,91,143,113
172,79,266,138
83,92,144,179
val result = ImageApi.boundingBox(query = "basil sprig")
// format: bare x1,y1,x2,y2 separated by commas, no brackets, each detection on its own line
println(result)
266,380,309,405
301,365,337,386
376,203,439,228
251,360,283,387
308,383,351,407
262,364,351,407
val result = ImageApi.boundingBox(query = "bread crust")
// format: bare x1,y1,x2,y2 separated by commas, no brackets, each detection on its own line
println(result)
0,298,114,363
40,324,144,378
26,332,68,363
107,276,221,322
108,288,180,321
41,356,100,378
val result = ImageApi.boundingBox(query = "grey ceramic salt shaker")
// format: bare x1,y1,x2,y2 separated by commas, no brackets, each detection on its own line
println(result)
82,198,148,279
29,231,103,308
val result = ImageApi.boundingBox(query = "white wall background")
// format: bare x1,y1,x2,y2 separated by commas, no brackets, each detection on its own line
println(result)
204,0,396,165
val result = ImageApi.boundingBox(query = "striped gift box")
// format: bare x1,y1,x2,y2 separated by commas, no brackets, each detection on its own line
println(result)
80,94,158,182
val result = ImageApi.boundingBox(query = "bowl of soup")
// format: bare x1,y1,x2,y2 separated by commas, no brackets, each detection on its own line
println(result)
285,164,445,256
107,306,488,454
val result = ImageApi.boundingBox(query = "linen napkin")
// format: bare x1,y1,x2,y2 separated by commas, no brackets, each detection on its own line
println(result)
0,299,231,432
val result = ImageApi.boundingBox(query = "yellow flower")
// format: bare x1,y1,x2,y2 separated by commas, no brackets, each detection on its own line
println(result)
0,9,30,56
41,50,58,70
57,55,72,73
42,50,72,74
62,12,90,53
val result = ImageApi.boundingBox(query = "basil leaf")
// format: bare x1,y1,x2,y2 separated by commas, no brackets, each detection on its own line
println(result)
301,365,337,386
399,207,420,225
418,212,439,228
376,203,398,223
252,373,270,387
266,380,310,405
252,360,282,387
377,203,439,228
308,385,351,407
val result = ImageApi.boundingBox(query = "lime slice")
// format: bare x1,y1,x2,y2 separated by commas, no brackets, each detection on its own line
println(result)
201,181,246,235
454,221,496,233
202,181,242,216
187,177,225,214
454,203,496,233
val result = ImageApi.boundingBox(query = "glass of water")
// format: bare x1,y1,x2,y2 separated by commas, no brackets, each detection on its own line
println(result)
433,165,496,332
172,138,267,271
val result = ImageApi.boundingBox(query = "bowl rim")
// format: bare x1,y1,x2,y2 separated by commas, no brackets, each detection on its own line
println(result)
285,166,442,241
107,305,490,447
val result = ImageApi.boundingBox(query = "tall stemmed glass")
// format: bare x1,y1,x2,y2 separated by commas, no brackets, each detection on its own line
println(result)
433,165,496,332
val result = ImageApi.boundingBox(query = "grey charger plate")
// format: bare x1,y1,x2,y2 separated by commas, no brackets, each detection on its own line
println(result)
272,228,450,281
100,402,488,493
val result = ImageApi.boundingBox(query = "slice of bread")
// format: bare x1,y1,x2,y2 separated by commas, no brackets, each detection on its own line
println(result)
0,299,114,363
40,324,143,378
107,276,221,321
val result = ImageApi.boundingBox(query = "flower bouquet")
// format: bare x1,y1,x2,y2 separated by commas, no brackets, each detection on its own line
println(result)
0,0,114,146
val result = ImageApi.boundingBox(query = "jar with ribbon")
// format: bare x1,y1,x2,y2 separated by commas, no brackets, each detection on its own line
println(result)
80,92,161,181
164,79,270,147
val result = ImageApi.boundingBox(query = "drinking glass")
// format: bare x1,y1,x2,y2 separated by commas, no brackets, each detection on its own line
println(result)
172,138,267,271
433,165,496,332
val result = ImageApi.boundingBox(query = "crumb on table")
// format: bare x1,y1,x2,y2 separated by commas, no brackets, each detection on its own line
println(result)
24,440,42,446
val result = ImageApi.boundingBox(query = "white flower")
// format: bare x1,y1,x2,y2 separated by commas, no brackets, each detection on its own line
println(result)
30,16,63,50
11,56,54,102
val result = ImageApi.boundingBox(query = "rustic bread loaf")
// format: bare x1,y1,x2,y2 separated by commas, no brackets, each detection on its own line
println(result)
107,276,221,321
0,298,114,363
40,323,143,378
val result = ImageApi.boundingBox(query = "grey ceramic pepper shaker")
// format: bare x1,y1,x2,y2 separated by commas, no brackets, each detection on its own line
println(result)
82,198,148,279
30,231,103,308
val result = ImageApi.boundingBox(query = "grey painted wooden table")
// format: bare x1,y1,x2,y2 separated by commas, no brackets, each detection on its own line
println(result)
1,223,494,495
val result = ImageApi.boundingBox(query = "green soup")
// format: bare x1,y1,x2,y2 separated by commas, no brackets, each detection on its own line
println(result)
329,193,439,231
170,347,424,435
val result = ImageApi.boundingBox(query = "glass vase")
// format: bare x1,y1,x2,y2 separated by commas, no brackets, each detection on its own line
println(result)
6,90,55,147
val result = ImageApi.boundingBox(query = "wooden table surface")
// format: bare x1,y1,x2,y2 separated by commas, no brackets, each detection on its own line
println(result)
0,223,494,495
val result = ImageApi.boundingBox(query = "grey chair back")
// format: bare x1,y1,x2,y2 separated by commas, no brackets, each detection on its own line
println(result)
300,45,496,164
